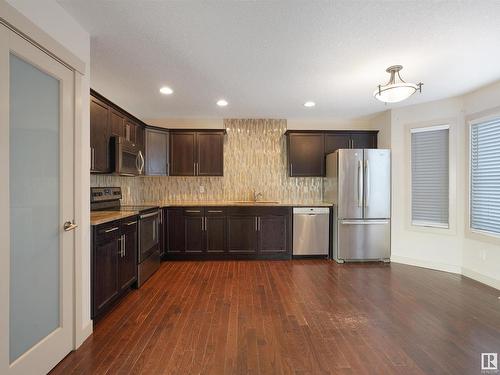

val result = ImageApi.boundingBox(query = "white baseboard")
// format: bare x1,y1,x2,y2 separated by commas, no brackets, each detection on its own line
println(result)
390,255,461,274
462,267,500,291
74,320,93,349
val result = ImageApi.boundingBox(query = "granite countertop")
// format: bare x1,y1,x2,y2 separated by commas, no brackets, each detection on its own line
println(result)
143,201,333,208
90,210,138,226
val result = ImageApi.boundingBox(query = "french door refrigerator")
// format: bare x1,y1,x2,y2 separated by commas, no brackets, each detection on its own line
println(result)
324,149,391,262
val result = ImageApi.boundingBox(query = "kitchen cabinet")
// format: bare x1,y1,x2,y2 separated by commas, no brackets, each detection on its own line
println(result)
145,128,169,176
92,217,138,319
159,208,166,258
118,219,138,292
169,130,225,176
110,109,125,138
286,130,379,176
287,132,325,177
90,89,147,174
165,206,290,259
325,133,351,154
90,96,111,173
197,132,224,176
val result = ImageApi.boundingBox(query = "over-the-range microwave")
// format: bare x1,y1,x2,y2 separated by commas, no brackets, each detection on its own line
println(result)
110,136,144,176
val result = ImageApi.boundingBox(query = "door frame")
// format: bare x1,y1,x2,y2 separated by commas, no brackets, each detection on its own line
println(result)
0,0,89,367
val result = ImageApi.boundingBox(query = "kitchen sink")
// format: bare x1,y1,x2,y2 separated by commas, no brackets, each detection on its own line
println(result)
229,200,280,205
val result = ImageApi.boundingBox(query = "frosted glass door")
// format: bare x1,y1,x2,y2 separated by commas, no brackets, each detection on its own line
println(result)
0,25,75,375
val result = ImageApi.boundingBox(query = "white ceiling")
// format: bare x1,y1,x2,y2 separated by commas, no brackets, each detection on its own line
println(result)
58,0,500,121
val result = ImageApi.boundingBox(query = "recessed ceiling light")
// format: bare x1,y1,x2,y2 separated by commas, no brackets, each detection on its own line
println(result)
217,99,228,107
304,101,316,107
159,86,173,95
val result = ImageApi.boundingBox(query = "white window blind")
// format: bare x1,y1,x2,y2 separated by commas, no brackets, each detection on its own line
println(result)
471,118,500,236
411,125,449,227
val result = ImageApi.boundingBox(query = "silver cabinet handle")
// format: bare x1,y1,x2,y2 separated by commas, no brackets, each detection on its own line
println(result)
207,210,223,213
138,150,145,174
185,210,201,213
122,234,125,257
64,221,78,232
204,217,207,231
290,163,293,176
104,226,119,233
153,219,156,241
358,160,363,207
193,162,196,175
140,211,159,219
90,147,95,170
257,217,261,231
125,221,137,226
201,217,205,231
255,217,258,231
118,236,122,256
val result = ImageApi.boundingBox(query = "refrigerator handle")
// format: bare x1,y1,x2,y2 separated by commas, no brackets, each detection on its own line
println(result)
358,160,363,207
365,159,369,207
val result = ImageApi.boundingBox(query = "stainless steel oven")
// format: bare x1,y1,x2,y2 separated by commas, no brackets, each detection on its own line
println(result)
111,136,144,176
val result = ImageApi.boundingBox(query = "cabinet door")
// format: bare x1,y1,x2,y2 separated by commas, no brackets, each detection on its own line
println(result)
205,209,226,253
197,132,224,176
227,215,258,253
184,209,204,253
170,132,196,176
135,125,145,152
258,214,288,254
325,133,351,154
90,97,110,173
167,209,184,253
93,227,120,317
288,133,325,177
351,132,377,149
109,109,125,138
158,208,166,257
125,119,136,143
118,221,138,291
145,129,168,176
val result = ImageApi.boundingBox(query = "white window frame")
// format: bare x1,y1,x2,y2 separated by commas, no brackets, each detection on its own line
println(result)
405,119,456,235
466,111,500,243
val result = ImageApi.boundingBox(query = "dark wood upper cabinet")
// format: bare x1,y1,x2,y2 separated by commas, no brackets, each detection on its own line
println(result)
109,109,125,138
197,132,224,176
169,131,197,176
286,130,378,177
169,130,225,176
145,128,169,176
325,133,351,154
351,132,377,149
287,133,325,177
90,97,111,173
90,90,147,174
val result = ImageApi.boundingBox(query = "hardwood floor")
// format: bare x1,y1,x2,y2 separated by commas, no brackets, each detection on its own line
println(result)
51,260,500,375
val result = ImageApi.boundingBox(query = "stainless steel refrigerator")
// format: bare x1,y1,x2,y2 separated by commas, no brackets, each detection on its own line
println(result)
324,149,391,262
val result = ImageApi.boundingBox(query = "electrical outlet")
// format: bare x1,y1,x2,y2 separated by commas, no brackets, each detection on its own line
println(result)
199,185,205,194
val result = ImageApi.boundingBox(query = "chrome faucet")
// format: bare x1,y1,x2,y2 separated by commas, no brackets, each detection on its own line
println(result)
253,190,263,202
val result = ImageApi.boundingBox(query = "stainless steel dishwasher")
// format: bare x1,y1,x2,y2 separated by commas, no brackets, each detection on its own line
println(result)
293,207,330,257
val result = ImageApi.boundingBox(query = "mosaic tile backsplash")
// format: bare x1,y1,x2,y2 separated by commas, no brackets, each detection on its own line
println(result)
91,119,324,204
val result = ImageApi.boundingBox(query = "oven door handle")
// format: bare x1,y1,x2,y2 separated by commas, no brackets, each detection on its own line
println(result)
140,211,159,219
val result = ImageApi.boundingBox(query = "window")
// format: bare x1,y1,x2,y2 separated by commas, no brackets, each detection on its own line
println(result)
411,125,449,228
470,118,500,236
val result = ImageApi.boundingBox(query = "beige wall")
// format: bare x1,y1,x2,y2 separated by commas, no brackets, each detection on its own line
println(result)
389,81,500,289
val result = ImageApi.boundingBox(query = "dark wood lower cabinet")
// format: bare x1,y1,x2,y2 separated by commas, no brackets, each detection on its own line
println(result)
92,217,138,319
165,206,291,259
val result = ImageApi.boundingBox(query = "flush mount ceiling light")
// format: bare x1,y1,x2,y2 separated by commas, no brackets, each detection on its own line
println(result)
374,65,423,103
303,101,316,107
159,86,173,95
216,99,228,107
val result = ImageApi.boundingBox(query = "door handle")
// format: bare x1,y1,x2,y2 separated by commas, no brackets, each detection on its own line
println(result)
125,221,137,226
104,226,119,233
258,217,261,231
365,160,369,207
63,221,78,232
255,217,258,231
185,210,201,213
358,160,363,207
207,210,223,213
